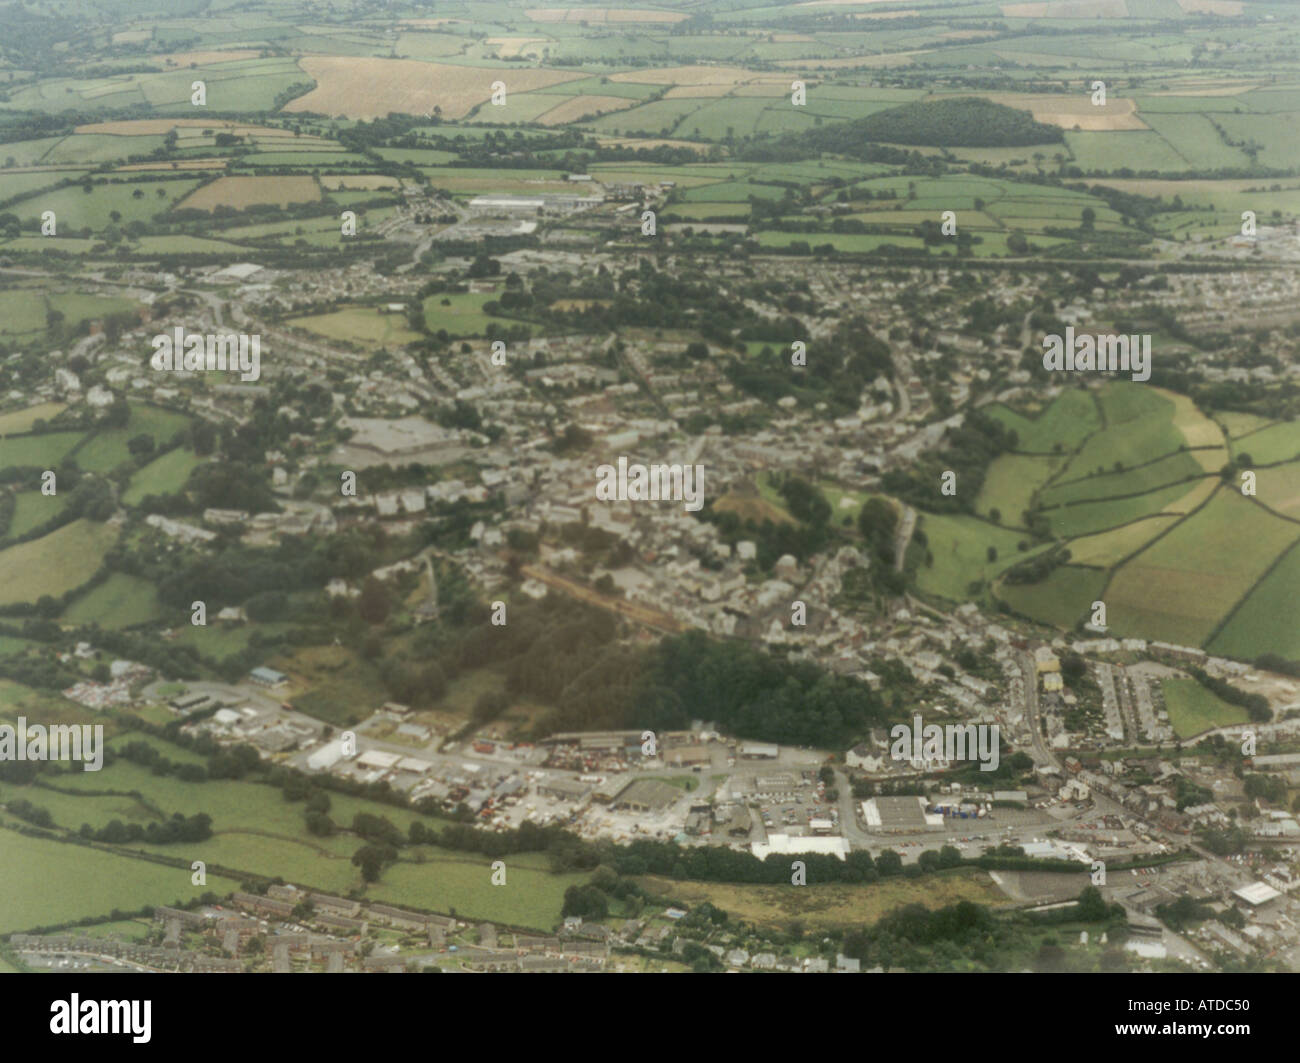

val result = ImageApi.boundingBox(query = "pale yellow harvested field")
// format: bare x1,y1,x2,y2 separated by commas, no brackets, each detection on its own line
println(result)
113,30,151,44
663,83,735,98
1191,447,1230,473
1177,0,1241,13
795,0,915,5
772,33,816,42
1165,390,1226,450
731,82,798,97
526,8,688,22
286,57,583,119
1003,0,1127,15
1159,476,1219,516
176,175,320,212
610,65,787,86
536,95,638,125
1067,516,1179,567
118,158,229,170
965,93,1147,131
0,402,64,434
154,50,263,67
940,29,1001,40
1148,78,1258,96
318,174,400,190
596,137,711,153
486,37,549,58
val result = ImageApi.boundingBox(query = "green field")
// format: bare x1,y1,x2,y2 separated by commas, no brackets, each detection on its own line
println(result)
5,490,67,539
1208,540,1300,661
1160,678,1249,740
976,453,1061,528
62,571,164,628
11,741,586,929
122,448,202,505
289,306,422,349
914,512,1046,601
1040,449,1204,509
1230,420,1300,466
0,827,243,934
997,565,1107,630
1105,489,1296,648
0,519,118,606
1043,479,1206,540
422,291,526,338
1059,386,1185,483
0,429,84,467
985,390,1100,454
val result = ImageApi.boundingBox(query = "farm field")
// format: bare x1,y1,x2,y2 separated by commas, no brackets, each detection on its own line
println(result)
176,176,321,212
0,403,65,435
15,178,202,231
0,828,243,934
13,741,584,928
1103,489,1295,648
61,572,164,629
122,448,202,505
913,512,1047,601
1063,516,1180,568
5,491,67,539
985,390,1101,454
976,453,1061,528
286,57,584,120
996,565,1107,630
0,519,118,606
1042,479,1207,540
1208,540,1300,662
1058,386,1193,482
924,379,1300,656
1040,449,1205,509
1230,420,1300,466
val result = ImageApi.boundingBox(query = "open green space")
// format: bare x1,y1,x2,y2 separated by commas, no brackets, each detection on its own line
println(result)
1161,678,1249,740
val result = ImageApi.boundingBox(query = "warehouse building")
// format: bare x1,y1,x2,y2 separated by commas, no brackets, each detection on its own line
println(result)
537,776,592,803
609,778,680,813
1234,882,1282,907
861,796,945,834
751,833,850,861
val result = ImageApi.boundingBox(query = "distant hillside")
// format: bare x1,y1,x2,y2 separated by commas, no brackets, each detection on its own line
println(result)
795,97,1065,151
